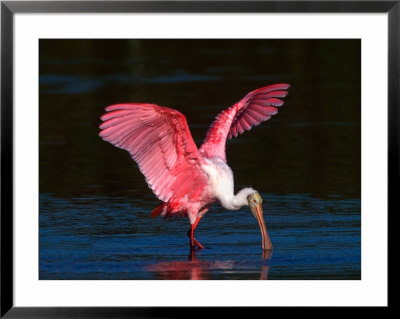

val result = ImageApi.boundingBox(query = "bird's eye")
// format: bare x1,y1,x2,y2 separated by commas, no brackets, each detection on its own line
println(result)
253,199,257,203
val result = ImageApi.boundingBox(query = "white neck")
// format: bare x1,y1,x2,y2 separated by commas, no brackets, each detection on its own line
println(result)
220,187,256,210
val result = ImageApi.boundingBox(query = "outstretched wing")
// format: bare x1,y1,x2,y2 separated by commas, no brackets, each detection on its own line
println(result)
199,84,290,161
99,103,208,203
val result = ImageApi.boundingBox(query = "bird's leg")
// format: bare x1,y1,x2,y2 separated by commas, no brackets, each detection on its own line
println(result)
187,209,208,250
188,217,204,250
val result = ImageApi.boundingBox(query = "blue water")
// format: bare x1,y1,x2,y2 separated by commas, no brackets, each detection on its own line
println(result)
39,193,360,280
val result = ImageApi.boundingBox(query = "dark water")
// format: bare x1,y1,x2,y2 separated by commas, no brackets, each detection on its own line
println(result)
39,39,361,280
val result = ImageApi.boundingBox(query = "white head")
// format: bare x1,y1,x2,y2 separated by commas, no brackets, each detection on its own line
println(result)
247,191,273,251
224,187,273,251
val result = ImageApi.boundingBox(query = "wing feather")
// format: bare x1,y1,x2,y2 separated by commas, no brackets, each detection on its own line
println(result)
99,103,208,203
200,84,289,161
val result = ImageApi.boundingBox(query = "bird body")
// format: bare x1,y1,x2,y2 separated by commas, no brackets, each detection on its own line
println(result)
99,84,290,251
201,156,254,211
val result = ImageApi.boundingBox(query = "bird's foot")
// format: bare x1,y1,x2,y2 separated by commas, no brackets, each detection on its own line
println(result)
193,238,204,250
190,238,204,250
187,227,204,250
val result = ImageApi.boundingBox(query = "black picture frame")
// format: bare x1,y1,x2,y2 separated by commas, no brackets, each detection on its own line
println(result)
1,0,396,317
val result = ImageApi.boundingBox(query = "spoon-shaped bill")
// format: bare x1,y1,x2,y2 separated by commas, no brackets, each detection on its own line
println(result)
250,203,273,251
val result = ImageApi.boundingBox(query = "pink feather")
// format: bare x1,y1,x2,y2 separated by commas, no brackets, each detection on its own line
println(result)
200,83,290,161
99,103,208,203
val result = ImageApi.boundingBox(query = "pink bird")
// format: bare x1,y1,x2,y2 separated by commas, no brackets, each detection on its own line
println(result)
99,84,290,252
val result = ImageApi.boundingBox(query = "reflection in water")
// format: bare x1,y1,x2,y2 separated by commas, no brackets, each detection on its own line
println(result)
146,249,272,280
39,193,360,280
260,250,272,280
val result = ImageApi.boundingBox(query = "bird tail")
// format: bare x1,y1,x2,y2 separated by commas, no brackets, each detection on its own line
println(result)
151,203,166,218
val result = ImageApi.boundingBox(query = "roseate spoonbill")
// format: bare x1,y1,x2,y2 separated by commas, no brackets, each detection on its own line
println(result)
99,84,289,251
